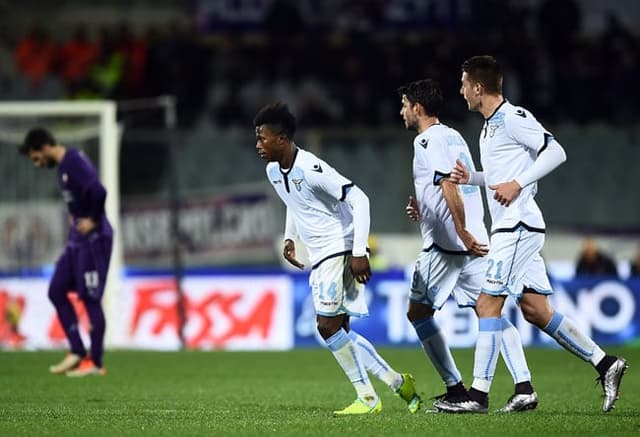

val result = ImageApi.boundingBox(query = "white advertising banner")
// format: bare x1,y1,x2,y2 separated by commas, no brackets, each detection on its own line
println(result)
0,278,83,350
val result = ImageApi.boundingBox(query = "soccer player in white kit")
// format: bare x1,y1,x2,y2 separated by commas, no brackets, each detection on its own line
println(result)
436,56,627,413
254,102,421,416
398,79,537,413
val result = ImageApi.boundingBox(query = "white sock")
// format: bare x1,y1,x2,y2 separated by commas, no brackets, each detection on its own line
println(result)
500,317,532,383
348,330,403,391
471,317,502,393
411,317,462,386
326,329,378,404
542,312,605,365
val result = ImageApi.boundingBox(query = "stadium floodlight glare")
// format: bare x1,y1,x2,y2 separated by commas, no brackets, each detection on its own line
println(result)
0,100,122,346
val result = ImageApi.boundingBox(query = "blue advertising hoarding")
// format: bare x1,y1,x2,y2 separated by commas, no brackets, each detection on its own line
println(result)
290,270,640,348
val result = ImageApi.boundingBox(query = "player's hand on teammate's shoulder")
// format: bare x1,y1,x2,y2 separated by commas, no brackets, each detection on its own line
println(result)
350,256,371,284
488,180,522,207
283,239,304,270
405,196,420,221
450,159,469,184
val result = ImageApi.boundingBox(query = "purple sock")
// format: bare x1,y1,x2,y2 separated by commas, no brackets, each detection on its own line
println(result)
48,272,86,357
84,300,105,368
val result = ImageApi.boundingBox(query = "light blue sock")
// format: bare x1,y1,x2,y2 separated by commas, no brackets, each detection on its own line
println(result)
412,317,462,386
500,317,531,383
326,329,377,403
542,312,605,366
471,317,502,393
348,330,402,390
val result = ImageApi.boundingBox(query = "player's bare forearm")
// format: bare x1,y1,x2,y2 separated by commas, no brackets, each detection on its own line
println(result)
283,239,304,269
441,180,466,232
441,180,488,256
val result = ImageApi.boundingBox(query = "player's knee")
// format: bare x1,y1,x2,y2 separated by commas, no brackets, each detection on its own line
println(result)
406,303,434,322
475,294,502,317
316,319,340,339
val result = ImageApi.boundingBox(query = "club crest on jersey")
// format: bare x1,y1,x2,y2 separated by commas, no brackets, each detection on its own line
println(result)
291,178,304,191
488,124,499,137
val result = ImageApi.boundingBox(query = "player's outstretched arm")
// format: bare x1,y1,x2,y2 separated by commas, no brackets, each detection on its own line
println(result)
441,179,488,256
283,239,304,269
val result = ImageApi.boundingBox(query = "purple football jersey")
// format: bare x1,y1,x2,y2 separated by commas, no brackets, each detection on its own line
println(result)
58,148,113,242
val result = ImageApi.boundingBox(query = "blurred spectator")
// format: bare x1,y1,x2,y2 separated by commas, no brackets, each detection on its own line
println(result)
630,245,640,278
59,25,99,93
575,238,618,277
3,1,640,128
112,22,148,97
14,26,57,88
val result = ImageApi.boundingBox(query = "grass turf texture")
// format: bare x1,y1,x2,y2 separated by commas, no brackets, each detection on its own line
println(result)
1,348,638,436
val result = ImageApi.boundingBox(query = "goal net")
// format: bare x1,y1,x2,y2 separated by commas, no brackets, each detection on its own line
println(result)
0,101,121,345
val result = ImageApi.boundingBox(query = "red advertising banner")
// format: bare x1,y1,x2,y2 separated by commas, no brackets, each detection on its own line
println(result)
119,276,293,350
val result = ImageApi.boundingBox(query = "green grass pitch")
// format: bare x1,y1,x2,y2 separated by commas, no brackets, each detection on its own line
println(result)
1,347,638,436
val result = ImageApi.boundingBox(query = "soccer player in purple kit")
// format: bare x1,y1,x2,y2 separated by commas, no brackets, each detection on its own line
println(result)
19,127,112,377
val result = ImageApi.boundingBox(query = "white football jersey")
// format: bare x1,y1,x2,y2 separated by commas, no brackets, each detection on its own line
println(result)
267,148,358,266
413,124,488,252
479,100,551,231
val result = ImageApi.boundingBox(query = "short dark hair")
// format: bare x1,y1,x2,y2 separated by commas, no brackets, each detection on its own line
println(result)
19,127,56,155
461,55,503,95
253,102,296,139
397,79,443,117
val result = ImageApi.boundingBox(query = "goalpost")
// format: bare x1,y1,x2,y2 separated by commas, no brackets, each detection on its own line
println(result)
0,101,122,346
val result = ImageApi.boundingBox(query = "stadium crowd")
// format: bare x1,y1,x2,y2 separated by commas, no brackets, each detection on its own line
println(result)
1,0,638,129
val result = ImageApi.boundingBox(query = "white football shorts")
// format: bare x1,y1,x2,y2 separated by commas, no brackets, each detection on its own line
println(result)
309,254,369,318
409,247,483,309
481,226,553,302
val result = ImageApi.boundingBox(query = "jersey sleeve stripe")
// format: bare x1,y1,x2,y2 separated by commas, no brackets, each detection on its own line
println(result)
432,170,451,186
340,183,354,201
538,133,554,154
